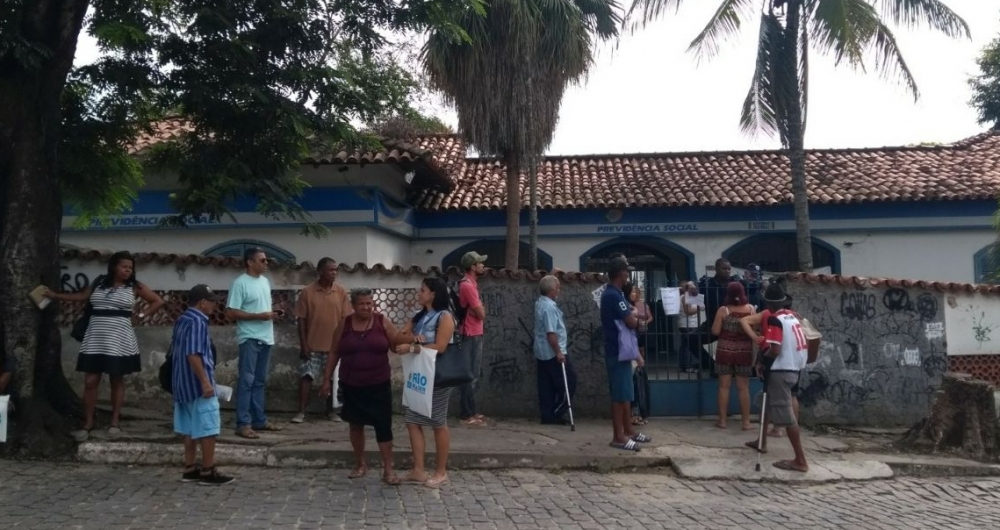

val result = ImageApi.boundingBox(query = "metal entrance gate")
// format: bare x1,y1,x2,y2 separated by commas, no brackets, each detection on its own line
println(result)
584,242,761,417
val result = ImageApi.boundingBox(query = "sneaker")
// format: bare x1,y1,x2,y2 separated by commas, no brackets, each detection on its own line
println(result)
181,466,201,483
290,412,305,424
328,410,342,422
198,467,235,486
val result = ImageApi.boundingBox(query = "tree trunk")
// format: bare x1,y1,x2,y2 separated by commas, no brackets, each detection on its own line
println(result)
528,159,538,271
783,0,813,272
0,0,90,456
504,156,521,270
902,372,999,459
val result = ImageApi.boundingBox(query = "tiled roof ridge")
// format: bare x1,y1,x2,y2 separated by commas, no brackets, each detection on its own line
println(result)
459,131,997,163
783,272,1000,295
59,248,605,283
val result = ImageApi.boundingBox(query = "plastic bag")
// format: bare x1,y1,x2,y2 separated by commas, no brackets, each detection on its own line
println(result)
401,346,436,418
0,395,8,443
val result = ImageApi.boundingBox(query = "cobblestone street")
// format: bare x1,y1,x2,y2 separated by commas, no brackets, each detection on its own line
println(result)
3,461,1000,529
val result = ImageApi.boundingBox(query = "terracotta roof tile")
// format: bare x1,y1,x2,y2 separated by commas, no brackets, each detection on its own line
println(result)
412,132,1000,211
784,272,1000,295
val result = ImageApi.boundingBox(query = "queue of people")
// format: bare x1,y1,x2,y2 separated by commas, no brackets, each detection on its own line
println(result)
33,245,809,488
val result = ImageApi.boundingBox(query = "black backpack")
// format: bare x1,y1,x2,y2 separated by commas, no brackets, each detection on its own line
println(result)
447,278,470,335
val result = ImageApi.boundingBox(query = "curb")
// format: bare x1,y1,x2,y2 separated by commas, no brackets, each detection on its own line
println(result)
77,441,673,472
885,461,1000,478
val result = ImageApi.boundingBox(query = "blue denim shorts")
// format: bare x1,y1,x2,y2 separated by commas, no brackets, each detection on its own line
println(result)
174,396,221,439
605,356,634,403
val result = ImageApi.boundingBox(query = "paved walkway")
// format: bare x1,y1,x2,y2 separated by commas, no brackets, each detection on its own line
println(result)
4,461,1000,529
74,406,1000,482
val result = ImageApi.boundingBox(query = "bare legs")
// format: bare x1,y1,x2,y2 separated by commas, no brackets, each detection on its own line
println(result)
716,374,732,428
405,424,449,485
109,375,125,428
183,435,217,470
611,402,635,444
81,373,101,430
736,375,751,430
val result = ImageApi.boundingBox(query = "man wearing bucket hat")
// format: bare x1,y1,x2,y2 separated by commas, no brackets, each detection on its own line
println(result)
457,251,488,425
739,282,809,473
172,284,235,485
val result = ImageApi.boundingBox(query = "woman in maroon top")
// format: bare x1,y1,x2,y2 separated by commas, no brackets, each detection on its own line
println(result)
711,282,756,430
321,288,403,485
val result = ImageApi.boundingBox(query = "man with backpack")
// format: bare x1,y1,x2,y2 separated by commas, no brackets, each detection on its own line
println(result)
456,251,488,426
739,283,810,473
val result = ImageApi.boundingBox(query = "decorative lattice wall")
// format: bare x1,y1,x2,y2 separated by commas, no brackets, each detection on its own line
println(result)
56,289,420,327
949,355,1000,387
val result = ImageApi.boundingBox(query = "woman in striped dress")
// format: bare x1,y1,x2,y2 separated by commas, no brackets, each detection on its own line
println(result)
393,278,455,489
45,251,164,441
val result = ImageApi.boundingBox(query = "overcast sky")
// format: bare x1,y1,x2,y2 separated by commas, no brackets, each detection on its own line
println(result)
75,1,1000,156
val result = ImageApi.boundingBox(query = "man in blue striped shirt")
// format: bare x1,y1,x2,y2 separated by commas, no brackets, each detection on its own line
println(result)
172,284,234,485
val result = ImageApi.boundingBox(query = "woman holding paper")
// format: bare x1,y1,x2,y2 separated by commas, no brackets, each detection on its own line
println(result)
393,277,455,489
679,282,703,374
320,288,402,485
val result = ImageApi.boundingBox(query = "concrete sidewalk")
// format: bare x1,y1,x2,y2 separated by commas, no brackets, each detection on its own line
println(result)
77,406,1000,483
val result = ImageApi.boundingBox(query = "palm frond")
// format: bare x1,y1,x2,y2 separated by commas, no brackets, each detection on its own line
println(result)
872,0,970,39
740,13,782,140
688,0,754,61
575,0,623,39
810,0,879,68
624,0,683,30
869,14,920,100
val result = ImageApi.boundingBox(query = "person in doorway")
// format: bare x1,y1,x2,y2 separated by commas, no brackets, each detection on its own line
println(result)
624,282,652,426
740,283,810,473
292,257,351,424
44,251,164,441
320,288,401,485
678,281,703,375
698,258,742,328
394,278,456,488
711,282,756,430
457,251,488,426
227,247,283,439
171,284,234,485
600,256,650,452
533,275,576,425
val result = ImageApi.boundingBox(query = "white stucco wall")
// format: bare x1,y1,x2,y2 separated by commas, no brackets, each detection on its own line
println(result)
365,229,411,268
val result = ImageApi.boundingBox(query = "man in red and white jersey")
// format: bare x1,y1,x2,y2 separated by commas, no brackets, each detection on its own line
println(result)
740,283,809,473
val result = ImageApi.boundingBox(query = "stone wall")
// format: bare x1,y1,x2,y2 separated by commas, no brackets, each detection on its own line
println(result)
785,278,949,426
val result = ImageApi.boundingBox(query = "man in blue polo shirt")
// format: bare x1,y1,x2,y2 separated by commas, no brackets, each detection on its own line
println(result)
172,284,235,485
600,256,650,452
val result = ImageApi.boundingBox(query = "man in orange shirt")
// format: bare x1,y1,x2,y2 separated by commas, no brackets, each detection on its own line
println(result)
292,257,351,423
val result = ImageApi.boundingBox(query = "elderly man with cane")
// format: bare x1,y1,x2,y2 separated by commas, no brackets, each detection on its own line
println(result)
739,282,809,473
533,275,576,427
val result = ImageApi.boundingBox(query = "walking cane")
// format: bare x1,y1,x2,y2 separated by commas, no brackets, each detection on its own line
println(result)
754,388,767,472
561,362,576,432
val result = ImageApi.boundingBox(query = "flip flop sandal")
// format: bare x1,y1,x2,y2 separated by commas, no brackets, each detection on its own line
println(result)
401,474,428,484
235,427,260,439
609,439,641,452
382,473,400,486
631,433,653,444
745,440,766,453
254,422,283,432
348,467,368,479
107,426,122,436
425,475,450,489
462,417,485,426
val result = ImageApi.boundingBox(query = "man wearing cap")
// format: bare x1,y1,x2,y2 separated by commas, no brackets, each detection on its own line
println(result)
457,251,488,425
172,285,235,485
739,282,810,473
600,256,650,452
292,257,351,424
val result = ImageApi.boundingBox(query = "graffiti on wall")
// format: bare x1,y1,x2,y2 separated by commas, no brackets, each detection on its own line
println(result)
943,293,1000,356
790,284,947,426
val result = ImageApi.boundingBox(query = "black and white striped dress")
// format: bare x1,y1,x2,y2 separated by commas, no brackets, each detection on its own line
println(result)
77,285,140,375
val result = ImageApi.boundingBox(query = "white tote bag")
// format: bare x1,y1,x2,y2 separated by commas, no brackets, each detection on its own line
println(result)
401,346,437,418
330,362,343,409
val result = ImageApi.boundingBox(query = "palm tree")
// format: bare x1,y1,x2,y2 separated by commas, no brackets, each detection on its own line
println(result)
423,0,621,270
629,0,969,271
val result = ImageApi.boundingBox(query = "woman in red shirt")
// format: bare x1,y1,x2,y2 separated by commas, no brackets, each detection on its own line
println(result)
711,282,756,430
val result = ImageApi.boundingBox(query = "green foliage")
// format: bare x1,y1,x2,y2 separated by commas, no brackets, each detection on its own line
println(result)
971,36,1000,129
422,0,621,167
10,0,475,231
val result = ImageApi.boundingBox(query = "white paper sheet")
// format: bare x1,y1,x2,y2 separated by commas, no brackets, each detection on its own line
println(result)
660,288,681,315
